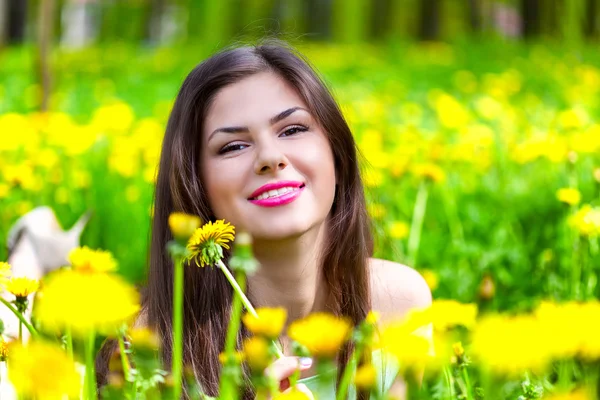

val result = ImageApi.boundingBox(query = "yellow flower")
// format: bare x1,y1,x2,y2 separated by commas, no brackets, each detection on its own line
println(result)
35,269,140,337
556,188,581,206
379,323,432,369
128,327,160,351
411,163,446,183
471,314,550,376
365,311,380,325
403,300,478,333
421,269,439,291
69,246,118,273
168,212,201,242
0,338,8,361
0,261,12,285
186,220,235,267
389,221,410,240
354,363,377,390
569,205,600,237
242,307,287,339
6,277,39,299
219,351,244,365
8,341,80,398
452,342,464,358
274,388,312,400
544,389,591,400
243,336,272,372
287,313,352,359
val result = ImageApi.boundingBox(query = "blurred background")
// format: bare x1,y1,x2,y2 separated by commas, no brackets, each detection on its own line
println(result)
1,0,599,312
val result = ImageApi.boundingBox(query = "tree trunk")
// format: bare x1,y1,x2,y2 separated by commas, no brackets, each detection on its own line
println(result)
7,0,27,43
521,0,540,38
37,0,55,111
419,0,441,40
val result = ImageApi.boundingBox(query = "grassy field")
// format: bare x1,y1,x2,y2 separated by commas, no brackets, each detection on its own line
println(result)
1,39,599,311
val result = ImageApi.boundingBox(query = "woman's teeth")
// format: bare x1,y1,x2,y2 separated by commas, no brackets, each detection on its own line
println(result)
253,187,297,200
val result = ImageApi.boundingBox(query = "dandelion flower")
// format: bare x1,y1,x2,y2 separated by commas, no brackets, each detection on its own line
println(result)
569,205,600,237
35,269,140,337
69,246,118,273
8,341,80,398
243,336,272,372
186,220,235,267
288,313,352,359
168,212,201,242
379,323,432,368
411,163,446,183
556,188,581,206
0,338,8,362
0,262,11,285
6,277,39,301
274,388,312,400
354,363,377,391
242,307,287,339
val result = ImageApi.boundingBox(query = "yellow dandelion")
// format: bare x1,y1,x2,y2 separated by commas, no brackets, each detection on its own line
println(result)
389,221,410,240
242,307,287,339
421,269,439,291
274,388,312,400
128,327,160,351
556,188,581,206
569,205,600,237
411,163,446,183
219,351,244,365
544,390,591,400
8,341,80,398
35,269,140,338
402,300,478,333
243,336,272,372
452,342,464,358
0,261,11,282
287,313,352,359
186,220,235,268
168,212,201,242
69,246,118,273
354,363,377,391
0,338,8,362
6,277,39,300
365,311,380,325
379,323,432,369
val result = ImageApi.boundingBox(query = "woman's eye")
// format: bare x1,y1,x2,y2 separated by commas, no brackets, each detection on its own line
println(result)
280,125,308,137
219,143,247,154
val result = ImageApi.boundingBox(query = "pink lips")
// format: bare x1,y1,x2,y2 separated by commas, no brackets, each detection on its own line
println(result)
248,181,305,208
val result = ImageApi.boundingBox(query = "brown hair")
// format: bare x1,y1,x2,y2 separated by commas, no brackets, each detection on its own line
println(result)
97,39,373,399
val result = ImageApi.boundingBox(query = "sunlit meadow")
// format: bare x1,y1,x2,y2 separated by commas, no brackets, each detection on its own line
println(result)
1,40,600,398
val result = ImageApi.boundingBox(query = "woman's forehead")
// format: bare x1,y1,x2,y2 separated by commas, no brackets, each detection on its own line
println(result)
203,72,309,134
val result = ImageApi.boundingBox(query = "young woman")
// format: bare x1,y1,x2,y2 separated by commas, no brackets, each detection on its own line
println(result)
97,39,432,399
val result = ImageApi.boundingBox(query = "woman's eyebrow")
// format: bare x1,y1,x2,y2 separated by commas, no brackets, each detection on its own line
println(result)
208,106,308,142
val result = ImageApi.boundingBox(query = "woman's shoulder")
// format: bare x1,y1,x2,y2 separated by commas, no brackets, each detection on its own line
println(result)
368,258,432,323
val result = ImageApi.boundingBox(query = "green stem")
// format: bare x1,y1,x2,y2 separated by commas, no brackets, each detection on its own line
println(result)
172,256,184,400
336,343,364,400
0,297,38,338
407,181,430,267
85,330,98,400
219,271,246,400
65,325,73,361
461,367,474,400
443,366,456,399
118,335,131,381
217,260,284,359
18,321,22,343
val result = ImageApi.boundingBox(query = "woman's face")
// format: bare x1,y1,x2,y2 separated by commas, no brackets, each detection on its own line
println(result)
201,72,337,240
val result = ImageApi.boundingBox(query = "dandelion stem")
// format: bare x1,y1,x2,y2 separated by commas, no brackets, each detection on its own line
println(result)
219,270,246,400
85,330,98,400
461,367,474,400
443,366,456,399
408,181,429,267
118,334,131,381
0,297,38,338
65,325,74,360
336,342,364,400
18,321,22,343
172,256,185,400
217,259,284,358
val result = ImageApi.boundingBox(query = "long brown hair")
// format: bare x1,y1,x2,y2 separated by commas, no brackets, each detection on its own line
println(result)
97,39,373,399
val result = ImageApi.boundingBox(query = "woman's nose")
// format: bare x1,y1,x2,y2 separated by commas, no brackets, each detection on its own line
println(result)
254,140,289,174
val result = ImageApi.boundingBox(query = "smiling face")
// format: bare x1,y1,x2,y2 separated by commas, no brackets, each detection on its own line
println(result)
201,72,337,240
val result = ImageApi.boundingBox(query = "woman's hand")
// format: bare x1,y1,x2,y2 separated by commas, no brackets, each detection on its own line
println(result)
263,356,314,399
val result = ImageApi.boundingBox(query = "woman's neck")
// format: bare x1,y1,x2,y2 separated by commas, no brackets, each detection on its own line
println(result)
247,222,330,325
